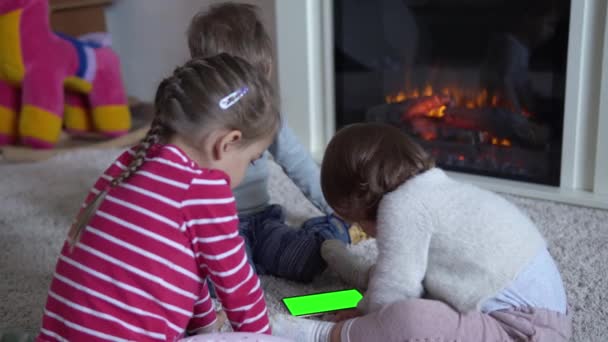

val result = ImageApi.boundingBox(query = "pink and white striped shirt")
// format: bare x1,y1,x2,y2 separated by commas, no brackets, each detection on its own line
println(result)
38,144,270,342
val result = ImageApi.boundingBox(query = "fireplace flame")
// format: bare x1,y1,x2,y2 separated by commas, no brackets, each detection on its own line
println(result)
388,84,522,148
386,84,504,111
491,137,512,147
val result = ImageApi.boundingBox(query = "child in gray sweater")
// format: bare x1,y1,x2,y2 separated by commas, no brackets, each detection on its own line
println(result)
272,123,570,342
187,3,350,283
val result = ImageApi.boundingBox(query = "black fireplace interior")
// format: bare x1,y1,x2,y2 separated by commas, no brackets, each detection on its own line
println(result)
333,0,570,185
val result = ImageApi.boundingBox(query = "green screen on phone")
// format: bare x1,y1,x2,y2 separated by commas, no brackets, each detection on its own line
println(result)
282,289,363,317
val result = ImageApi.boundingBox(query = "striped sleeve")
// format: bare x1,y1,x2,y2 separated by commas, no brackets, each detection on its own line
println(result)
182,171,270,334
186,282,217,334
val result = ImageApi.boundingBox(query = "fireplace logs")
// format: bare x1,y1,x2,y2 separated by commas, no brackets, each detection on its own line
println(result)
365,96,553,180
366,96,551,146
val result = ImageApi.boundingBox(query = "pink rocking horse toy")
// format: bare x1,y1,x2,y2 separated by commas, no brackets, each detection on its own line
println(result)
0,0,131,148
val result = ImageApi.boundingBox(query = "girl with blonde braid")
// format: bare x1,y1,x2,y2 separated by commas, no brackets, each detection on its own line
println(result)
37,54,281,341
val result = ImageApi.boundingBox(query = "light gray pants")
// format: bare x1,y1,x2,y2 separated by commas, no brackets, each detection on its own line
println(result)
341,299,571,342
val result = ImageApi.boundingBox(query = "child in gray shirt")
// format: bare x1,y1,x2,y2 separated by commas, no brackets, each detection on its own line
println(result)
188,3,351,283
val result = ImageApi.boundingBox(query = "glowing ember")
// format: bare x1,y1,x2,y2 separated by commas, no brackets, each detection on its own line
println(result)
427,105,446,118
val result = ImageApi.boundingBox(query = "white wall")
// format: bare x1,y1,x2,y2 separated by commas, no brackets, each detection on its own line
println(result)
105,0,276,102
275,0,331,157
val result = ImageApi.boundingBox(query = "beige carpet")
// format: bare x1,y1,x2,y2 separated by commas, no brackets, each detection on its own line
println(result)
1,148,607,341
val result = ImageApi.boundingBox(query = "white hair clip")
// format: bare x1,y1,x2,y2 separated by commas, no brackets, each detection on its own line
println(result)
219,86,249,110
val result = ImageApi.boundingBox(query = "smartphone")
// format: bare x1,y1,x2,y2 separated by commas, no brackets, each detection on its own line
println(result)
281,289,363,317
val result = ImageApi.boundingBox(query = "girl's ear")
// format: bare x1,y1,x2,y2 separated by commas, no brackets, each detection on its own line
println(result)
212,130,242,161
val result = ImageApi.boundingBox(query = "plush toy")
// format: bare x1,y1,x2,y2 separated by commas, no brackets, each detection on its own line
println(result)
0,78,19,145
0,0,131,148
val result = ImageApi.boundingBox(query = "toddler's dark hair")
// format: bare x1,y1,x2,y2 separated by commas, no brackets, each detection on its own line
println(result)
187,2,273,77
321,123,434,222
68,53,280,247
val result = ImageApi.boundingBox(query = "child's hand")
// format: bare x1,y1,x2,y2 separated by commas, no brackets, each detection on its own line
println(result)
330,308,362,322
191,310,226,334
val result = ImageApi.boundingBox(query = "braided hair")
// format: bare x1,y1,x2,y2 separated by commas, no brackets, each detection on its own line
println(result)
68,53,280,247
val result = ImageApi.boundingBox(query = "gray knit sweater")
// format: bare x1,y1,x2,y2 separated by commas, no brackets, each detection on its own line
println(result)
233,121,331,215
358,168,546,313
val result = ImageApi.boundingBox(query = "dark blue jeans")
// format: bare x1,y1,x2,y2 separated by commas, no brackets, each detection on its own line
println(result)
207,205,350,296
239,204,350,283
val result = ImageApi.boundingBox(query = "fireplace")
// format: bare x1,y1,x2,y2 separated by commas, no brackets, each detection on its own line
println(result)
275,0,608,208
333,0,569,186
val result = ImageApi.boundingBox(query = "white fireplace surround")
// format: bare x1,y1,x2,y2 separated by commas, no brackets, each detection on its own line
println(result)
275,0,608,209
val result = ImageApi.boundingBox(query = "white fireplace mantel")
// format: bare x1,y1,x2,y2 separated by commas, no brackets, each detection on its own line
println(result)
275,0,608,209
